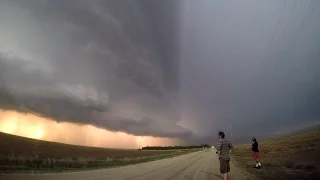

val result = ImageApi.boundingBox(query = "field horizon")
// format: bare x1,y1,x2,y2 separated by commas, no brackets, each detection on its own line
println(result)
0,131,200,173
1,128,320,179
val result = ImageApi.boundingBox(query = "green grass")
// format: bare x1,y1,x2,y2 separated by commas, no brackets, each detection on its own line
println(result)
0,132,201,173
0,149,200,173
232,130,320,180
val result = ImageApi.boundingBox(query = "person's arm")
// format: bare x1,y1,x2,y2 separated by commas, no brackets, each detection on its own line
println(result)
217,142,221,157
251,142,255,152
217,149,221,157
229,142,233,153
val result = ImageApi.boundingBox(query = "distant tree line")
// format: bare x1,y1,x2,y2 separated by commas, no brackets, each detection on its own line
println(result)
141,144,211,150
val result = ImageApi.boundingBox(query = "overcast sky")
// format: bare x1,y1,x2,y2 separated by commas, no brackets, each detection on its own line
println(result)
0,0,319,144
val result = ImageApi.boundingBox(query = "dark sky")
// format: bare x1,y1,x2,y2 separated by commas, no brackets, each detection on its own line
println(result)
178,0,320,142
0,0,319,144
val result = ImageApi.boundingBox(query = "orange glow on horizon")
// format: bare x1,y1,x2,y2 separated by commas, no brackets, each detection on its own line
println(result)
0,109,178,149
35,129,43,138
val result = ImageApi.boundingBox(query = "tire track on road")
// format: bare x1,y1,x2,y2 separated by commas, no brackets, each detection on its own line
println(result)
124,152,202,180
166,154,204,180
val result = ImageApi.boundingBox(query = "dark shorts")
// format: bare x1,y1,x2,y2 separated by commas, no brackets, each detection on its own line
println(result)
219,158,230,174
253,152,259,159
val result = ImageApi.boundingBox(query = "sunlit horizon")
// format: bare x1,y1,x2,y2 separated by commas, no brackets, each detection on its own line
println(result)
0,109,179,149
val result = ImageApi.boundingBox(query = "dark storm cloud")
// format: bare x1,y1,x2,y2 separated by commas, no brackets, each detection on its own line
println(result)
178,0,320,142
1,0,320,144
0,0,192,138
136,0,182,90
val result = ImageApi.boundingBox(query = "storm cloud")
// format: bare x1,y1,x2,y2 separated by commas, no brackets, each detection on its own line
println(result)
178,0,320,142
0,0,191,139
0,0,320,143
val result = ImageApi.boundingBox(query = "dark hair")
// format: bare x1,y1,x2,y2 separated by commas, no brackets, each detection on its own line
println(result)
218,131,225,138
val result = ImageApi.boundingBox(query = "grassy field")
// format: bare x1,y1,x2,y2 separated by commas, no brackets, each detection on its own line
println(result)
232,130,320,180
0,132,199,173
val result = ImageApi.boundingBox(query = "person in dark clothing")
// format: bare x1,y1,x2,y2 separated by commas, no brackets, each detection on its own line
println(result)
252,137,261,168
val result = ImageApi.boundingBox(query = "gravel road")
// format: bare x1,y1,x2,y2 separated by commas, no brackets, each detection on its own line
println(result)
0,149,256,180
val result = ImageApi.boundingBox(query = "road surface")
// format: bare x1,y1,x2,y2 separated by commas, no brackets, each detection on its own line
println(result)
0,149,255,180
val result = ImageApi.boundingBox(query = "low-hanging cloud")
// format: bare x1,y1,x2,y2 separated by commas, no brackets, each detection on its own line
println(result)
0,0,192,139
1,0,320,144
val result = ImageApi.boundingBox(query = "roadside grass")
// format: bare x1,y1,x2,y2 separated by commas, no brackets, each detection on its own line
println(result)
232,130,320,180
0,149,199,173
0,132,201,173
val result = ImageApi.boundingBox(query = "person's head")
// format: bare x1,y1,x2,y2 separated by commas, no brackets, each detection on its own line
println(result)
252,137,256,142
218,131,225,140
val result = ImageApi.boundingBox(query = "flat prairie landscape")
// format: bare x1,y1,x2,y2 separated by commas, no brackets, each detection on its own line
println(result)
232,130,320,180
0,132,196,173
1,129,320,180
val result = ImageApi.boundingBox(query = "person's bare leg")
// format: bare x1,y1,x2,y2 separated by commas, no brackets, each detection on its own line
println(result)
254,157,261,167
257,158,261,166
223,173,228,180
227,172,231,180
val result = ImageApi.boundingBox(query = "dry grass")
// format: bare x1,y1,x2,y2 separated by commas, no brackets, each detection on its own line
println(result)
0,132,197,173
232,130,320,180
0,132,176,159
